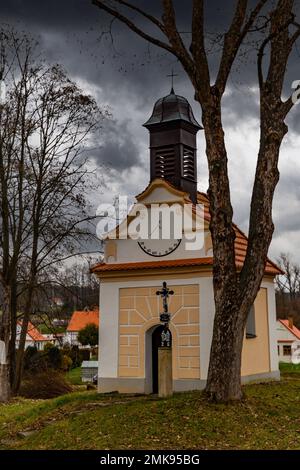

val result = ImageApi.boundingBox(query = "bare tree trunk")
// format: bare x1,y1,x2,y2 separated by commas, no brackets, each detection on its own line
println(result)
206,306,245,401
0,365,10,403
9,280,17,388
13,314,29,394
198,101,249,401
13,287,33,394
0,284,11,402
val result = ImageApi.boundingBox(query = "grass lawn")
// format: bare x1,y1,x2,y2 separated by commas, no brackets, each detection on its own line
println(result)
279,361,300,376
66,367,82,385
1,376,300,450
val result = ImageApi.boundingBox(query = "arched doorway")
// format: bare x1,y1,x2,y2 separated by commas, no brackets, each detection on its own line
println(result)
151,325,164,394
145,324,173,394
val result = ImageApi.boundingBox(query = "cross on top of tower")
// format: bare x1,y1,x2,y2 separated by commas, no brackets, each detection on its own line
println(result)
166,69,178,94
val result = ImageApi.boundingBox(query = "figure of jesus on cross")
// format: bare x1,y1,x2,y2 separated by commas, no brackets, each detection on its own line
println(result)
156,281,174,348
156,281,174,313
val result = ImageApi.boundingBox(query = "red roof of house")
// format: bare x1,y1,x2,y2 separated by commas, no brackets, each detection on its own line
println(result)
17,321,48,342
67,309,99,332
91,186,282,276
278,319,300,340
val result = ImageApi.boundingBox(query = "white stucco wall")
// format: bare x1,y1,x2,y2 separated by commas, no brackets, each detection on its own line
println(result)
109,233,210,265
199,277,214,380
275,320,298,363
98,281,120,378
262,280,279,372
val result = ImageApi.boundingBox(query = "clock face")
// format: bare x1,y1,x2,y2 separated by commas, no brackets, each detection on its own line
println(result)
138,238,181,257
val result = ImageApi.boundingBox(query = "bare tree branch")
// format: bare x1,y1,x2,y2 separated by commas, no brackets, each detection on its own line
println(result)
216,0,268,94
161,0,194,70
92,0,176,55
113,0,165,32
190,0,210,98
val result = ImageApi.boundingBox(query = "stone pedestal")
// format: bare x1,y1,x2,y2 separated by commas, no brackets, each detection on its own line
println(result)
158,347,173,397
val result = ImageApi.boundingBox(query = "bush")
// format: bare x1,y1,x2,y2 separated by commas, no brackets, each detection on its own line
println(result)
62,343,72,354
67,345,90,368
23,345,38,369
20,369,72,399
44,342,55,353
80,349,91,361
61,354,73,371
24,344,66,373
46,345,63,369
68,345,81,368
78,323,98,347
23,346,47,373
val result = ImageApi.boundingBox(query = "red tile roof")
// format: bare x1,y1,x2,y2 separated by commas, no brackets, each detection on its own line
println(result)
278,319,300,340
18,321,48,342
92,257,213,273
67,309,99,332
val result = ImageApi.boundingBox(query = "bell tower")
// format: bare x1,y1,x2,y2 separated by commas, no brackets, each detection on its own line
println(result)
143,88,202,204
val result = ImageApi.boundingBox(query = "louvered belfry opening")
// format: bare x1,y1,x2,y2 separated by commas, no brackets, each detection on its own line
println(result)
182,145,196,180
143,89,202,204
154,145,176,179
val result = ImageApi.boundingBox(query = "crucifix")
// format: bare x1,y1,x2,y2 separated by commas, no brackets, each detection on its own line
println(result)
156,281,174,314
166,69,178,93
156,281,174,348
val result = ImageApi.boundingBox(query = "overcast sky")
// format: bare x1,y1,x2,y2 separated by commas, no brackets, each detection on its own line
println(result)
2,0,300,263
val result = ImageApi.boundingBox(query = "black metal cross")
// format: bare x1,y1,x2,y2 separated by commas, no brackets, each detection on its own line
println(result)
156,281,174,313
166,69,178,92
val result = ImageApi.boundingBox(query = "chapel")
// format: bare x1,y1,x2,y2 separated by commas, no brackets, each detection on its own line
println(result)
91,88,281,394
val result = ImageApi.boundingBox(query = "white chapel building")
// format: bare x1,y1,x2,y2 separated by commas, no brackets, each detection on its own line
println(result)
92,88,281,394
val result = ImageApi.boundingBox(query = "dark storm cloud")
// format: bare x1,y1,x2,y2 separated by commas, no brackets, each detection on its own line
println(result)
222,86,260,126
1,0,98,28
1,0,230,31
94,119,141,170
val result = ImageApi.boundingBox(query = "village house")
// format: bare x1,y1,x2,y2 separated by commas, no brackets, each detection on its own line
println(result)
276,318,300,363
91,88,282,394
16,321,48,351
65,308,99,347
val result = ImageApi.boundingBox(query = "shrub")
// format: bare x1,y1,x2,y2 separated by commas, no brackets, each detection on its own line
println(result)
69,345,81,368
20,369,72,399
62,343,72,354
44,342,55,353
80,348,91,361
23,345,38,369
61,354,73,371
23,346,47,373
78,323,98,347
46,345,63,369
